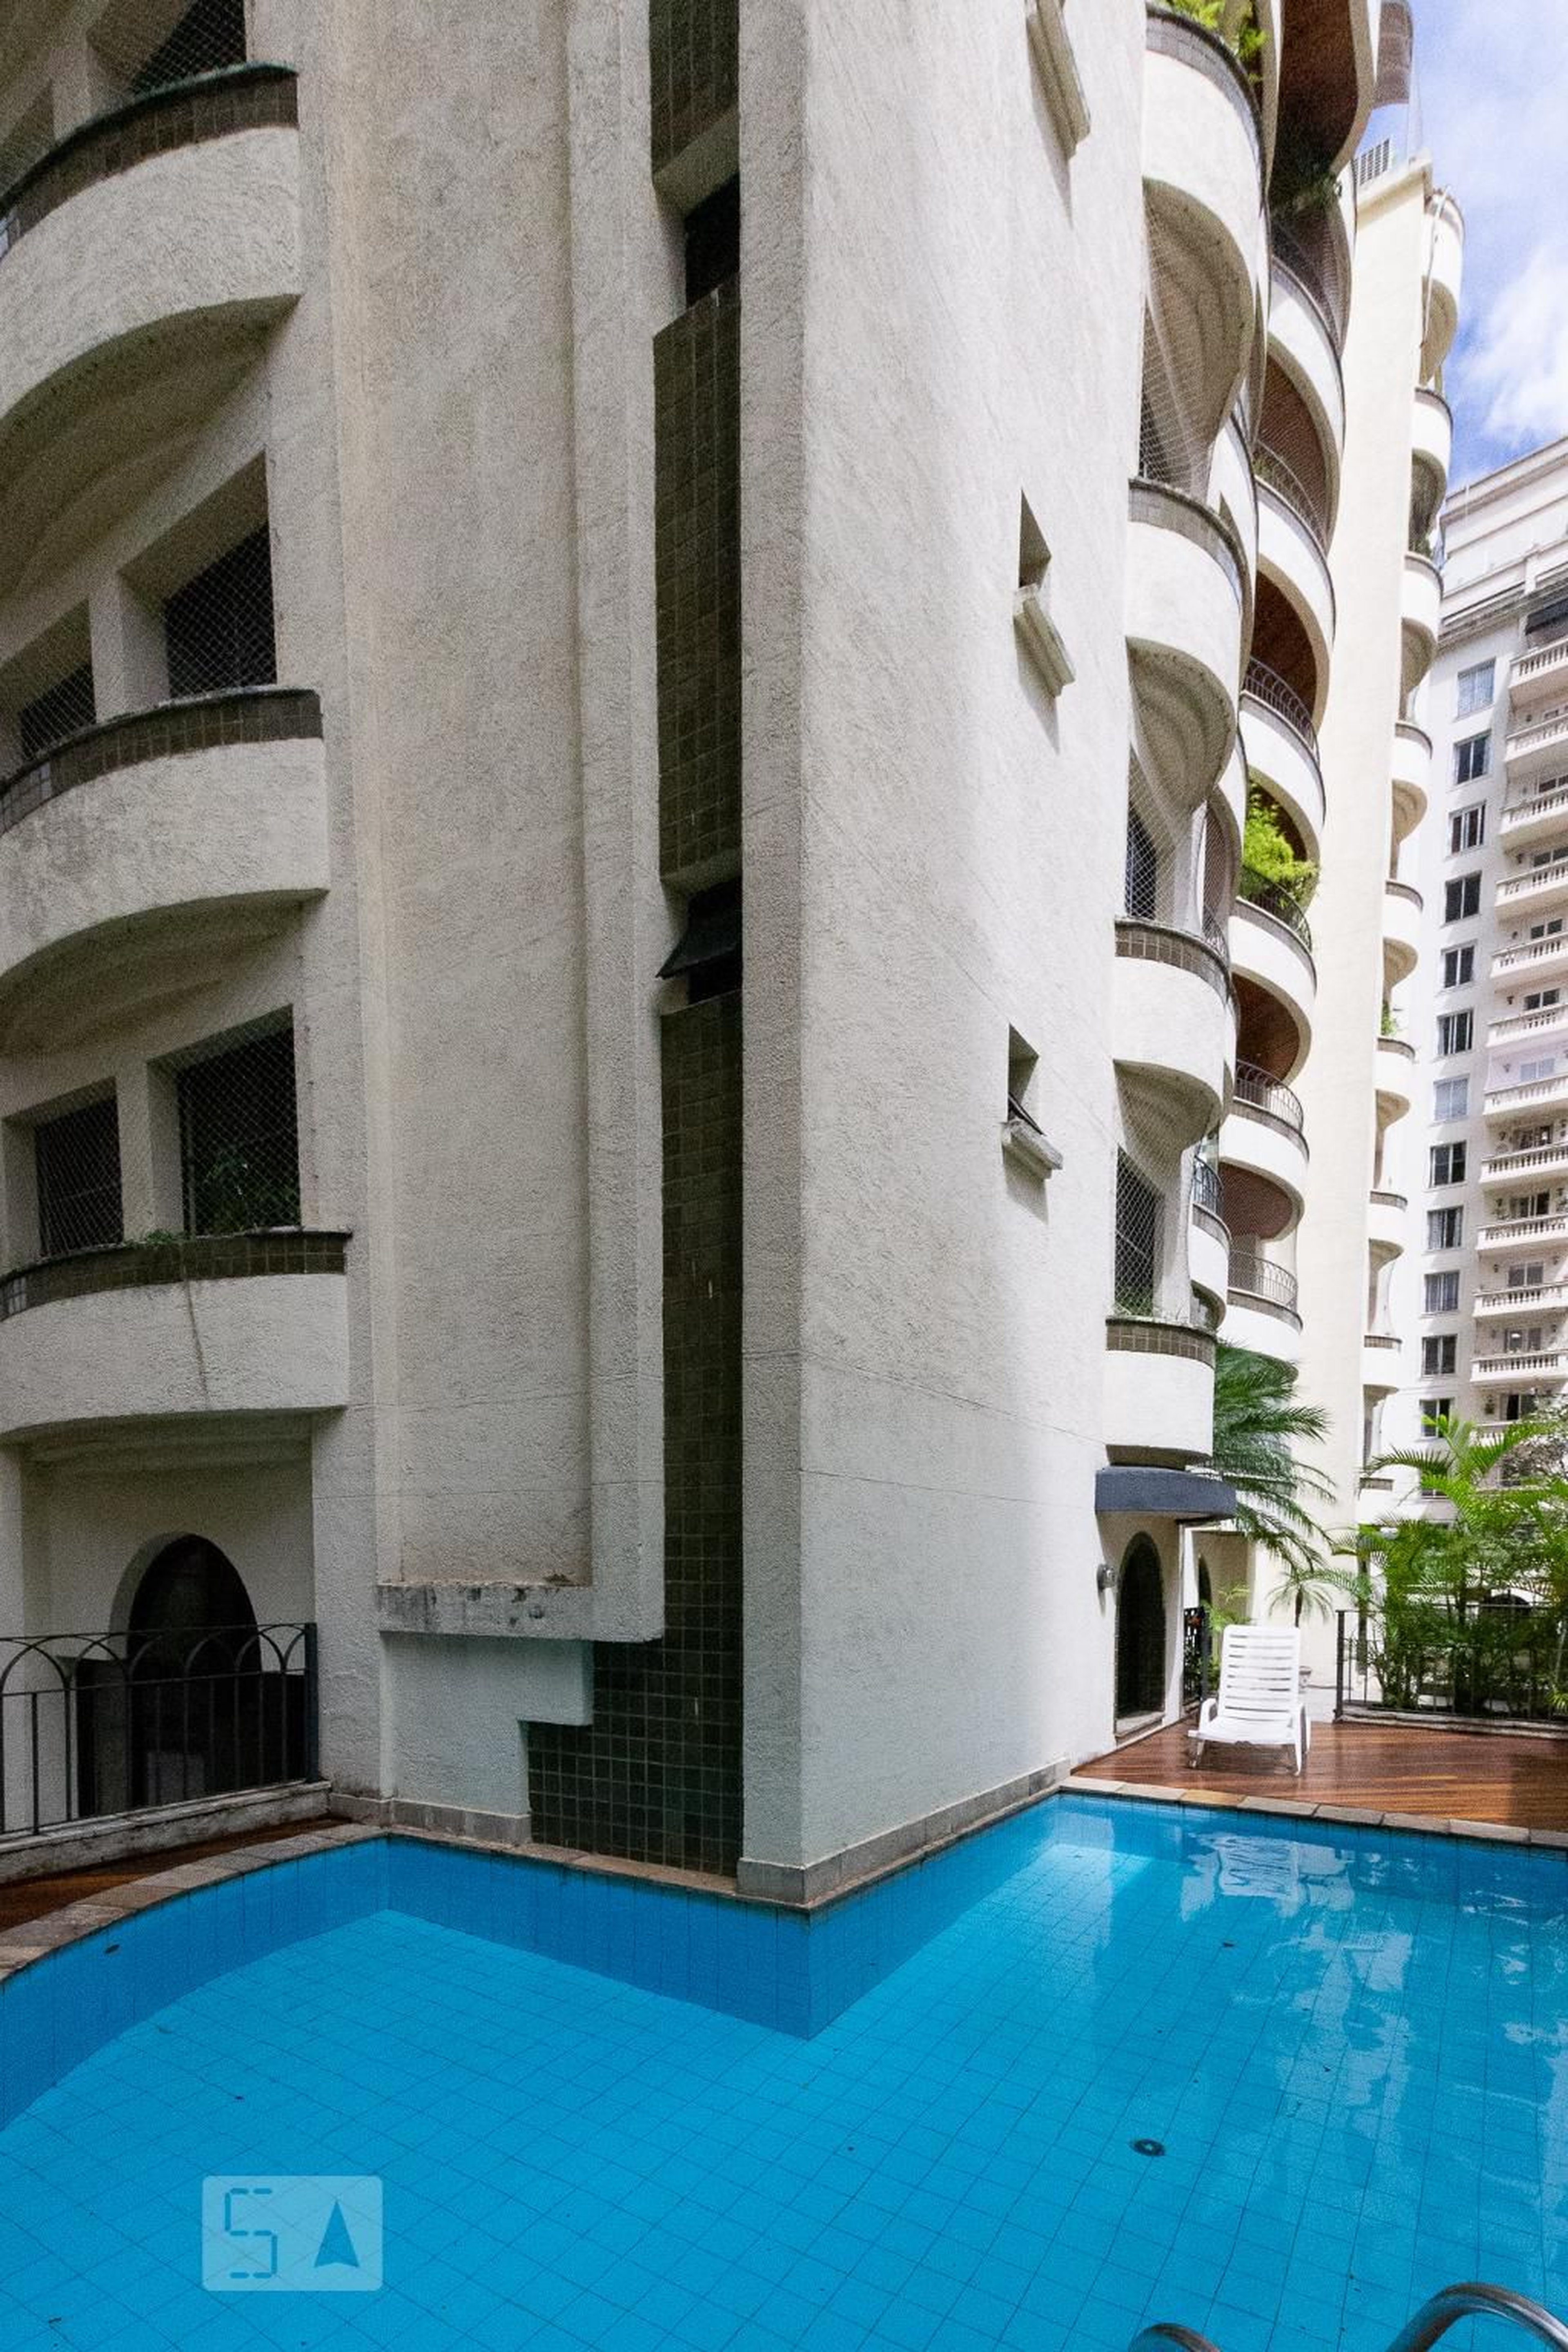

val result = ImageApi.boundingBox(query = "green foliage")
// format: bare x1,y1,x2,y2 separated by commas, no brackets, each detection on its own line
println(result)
1344,1414,1568,1717
1162,0,1264,73
1211,1344,1338,1601
1271,123,1341,220
1243,786,1318,907
1379,1002,1402,1039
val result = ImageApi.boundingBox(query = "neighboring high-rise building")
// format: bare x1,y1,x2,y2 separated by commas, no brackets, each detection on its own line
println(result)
0,0,1412,1898
1393,440,1568,1457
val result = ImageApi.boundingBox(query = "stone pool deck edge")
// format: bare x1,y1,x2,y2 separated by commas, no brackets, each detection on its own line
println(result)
3,1774,1566,1997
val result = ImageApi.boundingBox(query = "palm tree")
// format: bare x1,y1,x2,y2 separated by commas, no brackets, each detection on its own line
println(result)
1210,1343,1344,1622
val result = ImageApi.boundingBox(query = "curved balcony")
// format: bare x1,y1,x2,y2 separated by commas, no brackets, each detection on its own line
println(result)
1368,1187,1408,1261
1240,661,1324,863
1104,1316,1216,1466
1225,1252,1301,1364
1361,1332,1402,1397
1267,263,1345,514
1422,195,1464,381
0,70,300,572
1374,1031,1415,1124
1113,919,1235,1146
1209,416,1259,625
0,1231,348,1445
1126,481,1246,803
1500,781,1568,852
1220,1062,1308,1221
1212,736,1248,856
1189,1184,1231,1326
0,689,327,1053
1399,551,1441,694
1229,878,1316,1049
1256,457,1335,712
1382,876,1422,985
1142,10,1265,448
1391,718,1433,844
1410,387,1452,523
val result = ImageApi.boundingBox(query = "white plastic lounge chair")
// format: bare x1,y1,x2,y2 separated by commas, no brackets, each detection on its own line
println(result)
1193,1625,1310,1774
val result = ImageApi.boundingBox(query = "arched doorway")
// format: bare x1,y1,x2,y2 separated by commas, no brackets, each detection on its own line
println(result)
1116,1535,1167,1723
78,1539,300,1816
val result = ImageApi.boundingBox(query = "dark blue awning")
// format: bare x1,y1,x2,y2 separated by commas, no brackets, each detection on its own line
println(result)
1094,1467,1236,1522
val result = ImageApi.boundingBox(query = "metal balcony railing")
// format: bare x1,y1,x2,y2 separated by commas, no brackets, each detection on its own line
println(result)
1254,443,1332,550
1191,1158,1223,1217
1242,659,1319,759
1228,1252,1300,1318
1232,1060,1305,1133
1236,866,1313,951
0,1622,317,1836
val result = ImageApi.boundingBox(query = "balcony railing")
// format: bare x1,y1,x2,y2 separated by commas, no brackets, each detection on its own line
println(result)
0,687,321,840
1480,1214,1568,1249
1508,713,1568,767
1489,1007,1568,1048
1369,1188,1408,1212
1232,1060,1305,1134
1473,1349,1568,1381
1242,659,1319,760
1475,1284,1568,1317
1236,866,1313,950
1481,1144,1568,1179
1484,1074,1568,1119
0,1622,316,1836
1254,442,1331,550
1501,782,1568,835
1513,642,1568,690
1494,937,1568,978
0,65,298,263
1192,1158,1223,1217
1335,1605,1568,1728
1228,1252,1300,1320
0,1229,348,1323
1271,222,1350,352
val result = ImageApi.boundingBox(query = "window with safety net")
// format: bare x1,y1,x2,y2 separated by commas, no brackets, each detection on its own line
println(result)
18,663,95,764
163,527,277,701
175,1020,300,1236
1124,806,1159,920
33,1095,122,1259
1114,1153,1161,1317
130,0,247,97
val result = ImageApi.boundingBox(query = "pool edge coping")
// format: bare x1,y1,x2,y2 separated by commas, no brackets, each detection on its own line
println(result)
1060,1772,1568,1851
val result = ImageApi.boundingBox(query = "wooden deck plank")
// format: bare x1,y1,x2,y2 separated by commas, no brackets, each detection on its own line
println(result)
1075,1717,1568,1832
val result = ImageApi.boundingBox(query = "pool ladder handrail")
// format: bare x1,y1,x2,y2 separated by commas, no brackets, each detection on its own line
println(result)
1130,2284,1568,2352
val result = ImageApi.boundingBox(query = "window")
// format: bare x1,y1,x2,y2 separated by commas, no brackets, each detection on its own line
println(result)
1504,1325,1545,1356
1427,1207,1463,1249
1421,1335,1457,1376
1444,874,1481,921
1524,987,1561,1012
1124,806,1158,921
1450,805,1486,853
1454,731,1491,784
1520,1056,1558,1084
1442,945,1475,989
1432,1078,1468,1122
1506,1392,1541,1422
1420,1397,1452,1430
1429,1141,1467,1184
1114,1153,1161,1317
163,527,277,701
174,1019,300,1236
1505,1192,1550,1220
1506,1262,1546,1291
18,662,96,764
1424,1271,1460,1314
33,1096,122,1258
1530,918,1566,941
1437,1011,1473,1056
1457,659,1495,717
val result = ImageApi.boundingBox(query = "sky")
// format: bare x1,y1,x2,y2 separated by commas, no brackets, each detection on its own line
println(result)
1406,0,1568,488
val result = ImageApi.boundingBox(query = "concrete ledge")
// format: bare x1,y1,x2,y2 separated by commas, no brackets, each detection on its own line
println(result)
0,1781,332,1885
375,1579,598,1641
735,1758,1071,1906
333,1791,532,1849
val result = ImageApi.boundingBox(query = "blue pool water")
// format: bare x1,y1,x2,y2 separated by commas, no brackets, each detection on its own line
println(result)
0,1796,1564,2352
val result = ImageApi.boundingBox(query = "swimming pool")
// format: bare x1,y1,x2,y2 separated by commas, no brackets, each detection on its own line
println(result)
0,1794,1562,2351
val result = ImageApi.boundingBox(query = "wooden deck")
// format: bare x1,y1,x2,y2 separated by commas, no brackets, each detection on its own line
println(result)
1076,1715,1568,1835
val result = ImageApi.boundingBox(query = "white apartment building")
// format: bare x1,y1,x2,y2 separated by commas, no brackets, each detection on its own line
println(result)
0,0,1411,1899
1395,440,1568,1456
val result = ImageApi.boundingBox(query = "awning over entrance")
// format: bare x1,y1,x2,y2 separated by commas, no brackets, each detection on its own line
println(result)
1094,1467,1236,1522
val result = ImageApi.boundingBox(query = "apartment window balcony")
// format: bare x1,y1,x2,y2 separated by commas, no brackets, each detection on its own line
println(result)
1255,458,1336,692
1383,875,1422,985
1254,444,1331,555
1422,193,1464,381
1399,550,1441,696
1484,1073,1568,1123
1500,780,1568,850
1510,641,1568,716
1266,265,1345,508
1104,1314,1217,1466
1232,1060,1305,1137
1236,866,1312,949
1474,1284,1568,1322
1472,1348,1568,1389
1479,1213,1568,1254
1410,387,1452,530
1506,711,1568,786
0,68,300,585
1125,481,1246,804
0,686,325,1051
1368,1188,1408,1262
1112,918,1235,1149
1271,219,1350,356
0,1229,348,1442
1240,661,1324,862
1497,860,1568,918
1492,934,1568,985
1242,659,1319,761
1481,1142,1568,1185
1391,719,1433,844
1228,1252,1300,1323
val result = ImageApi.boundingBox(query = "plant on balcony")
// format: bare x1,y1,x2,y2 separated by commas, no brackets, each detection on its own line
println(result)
1211,1343,1339,1614
192,1146,301,1236
1159,0,1264,78
1270,125,1340,222
1242,787,1317,908
1380,1002,1402,1039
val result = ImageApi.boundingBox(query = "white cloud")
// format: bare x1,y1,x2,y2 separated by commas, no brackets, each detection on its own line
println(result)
1412,0,1568,476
